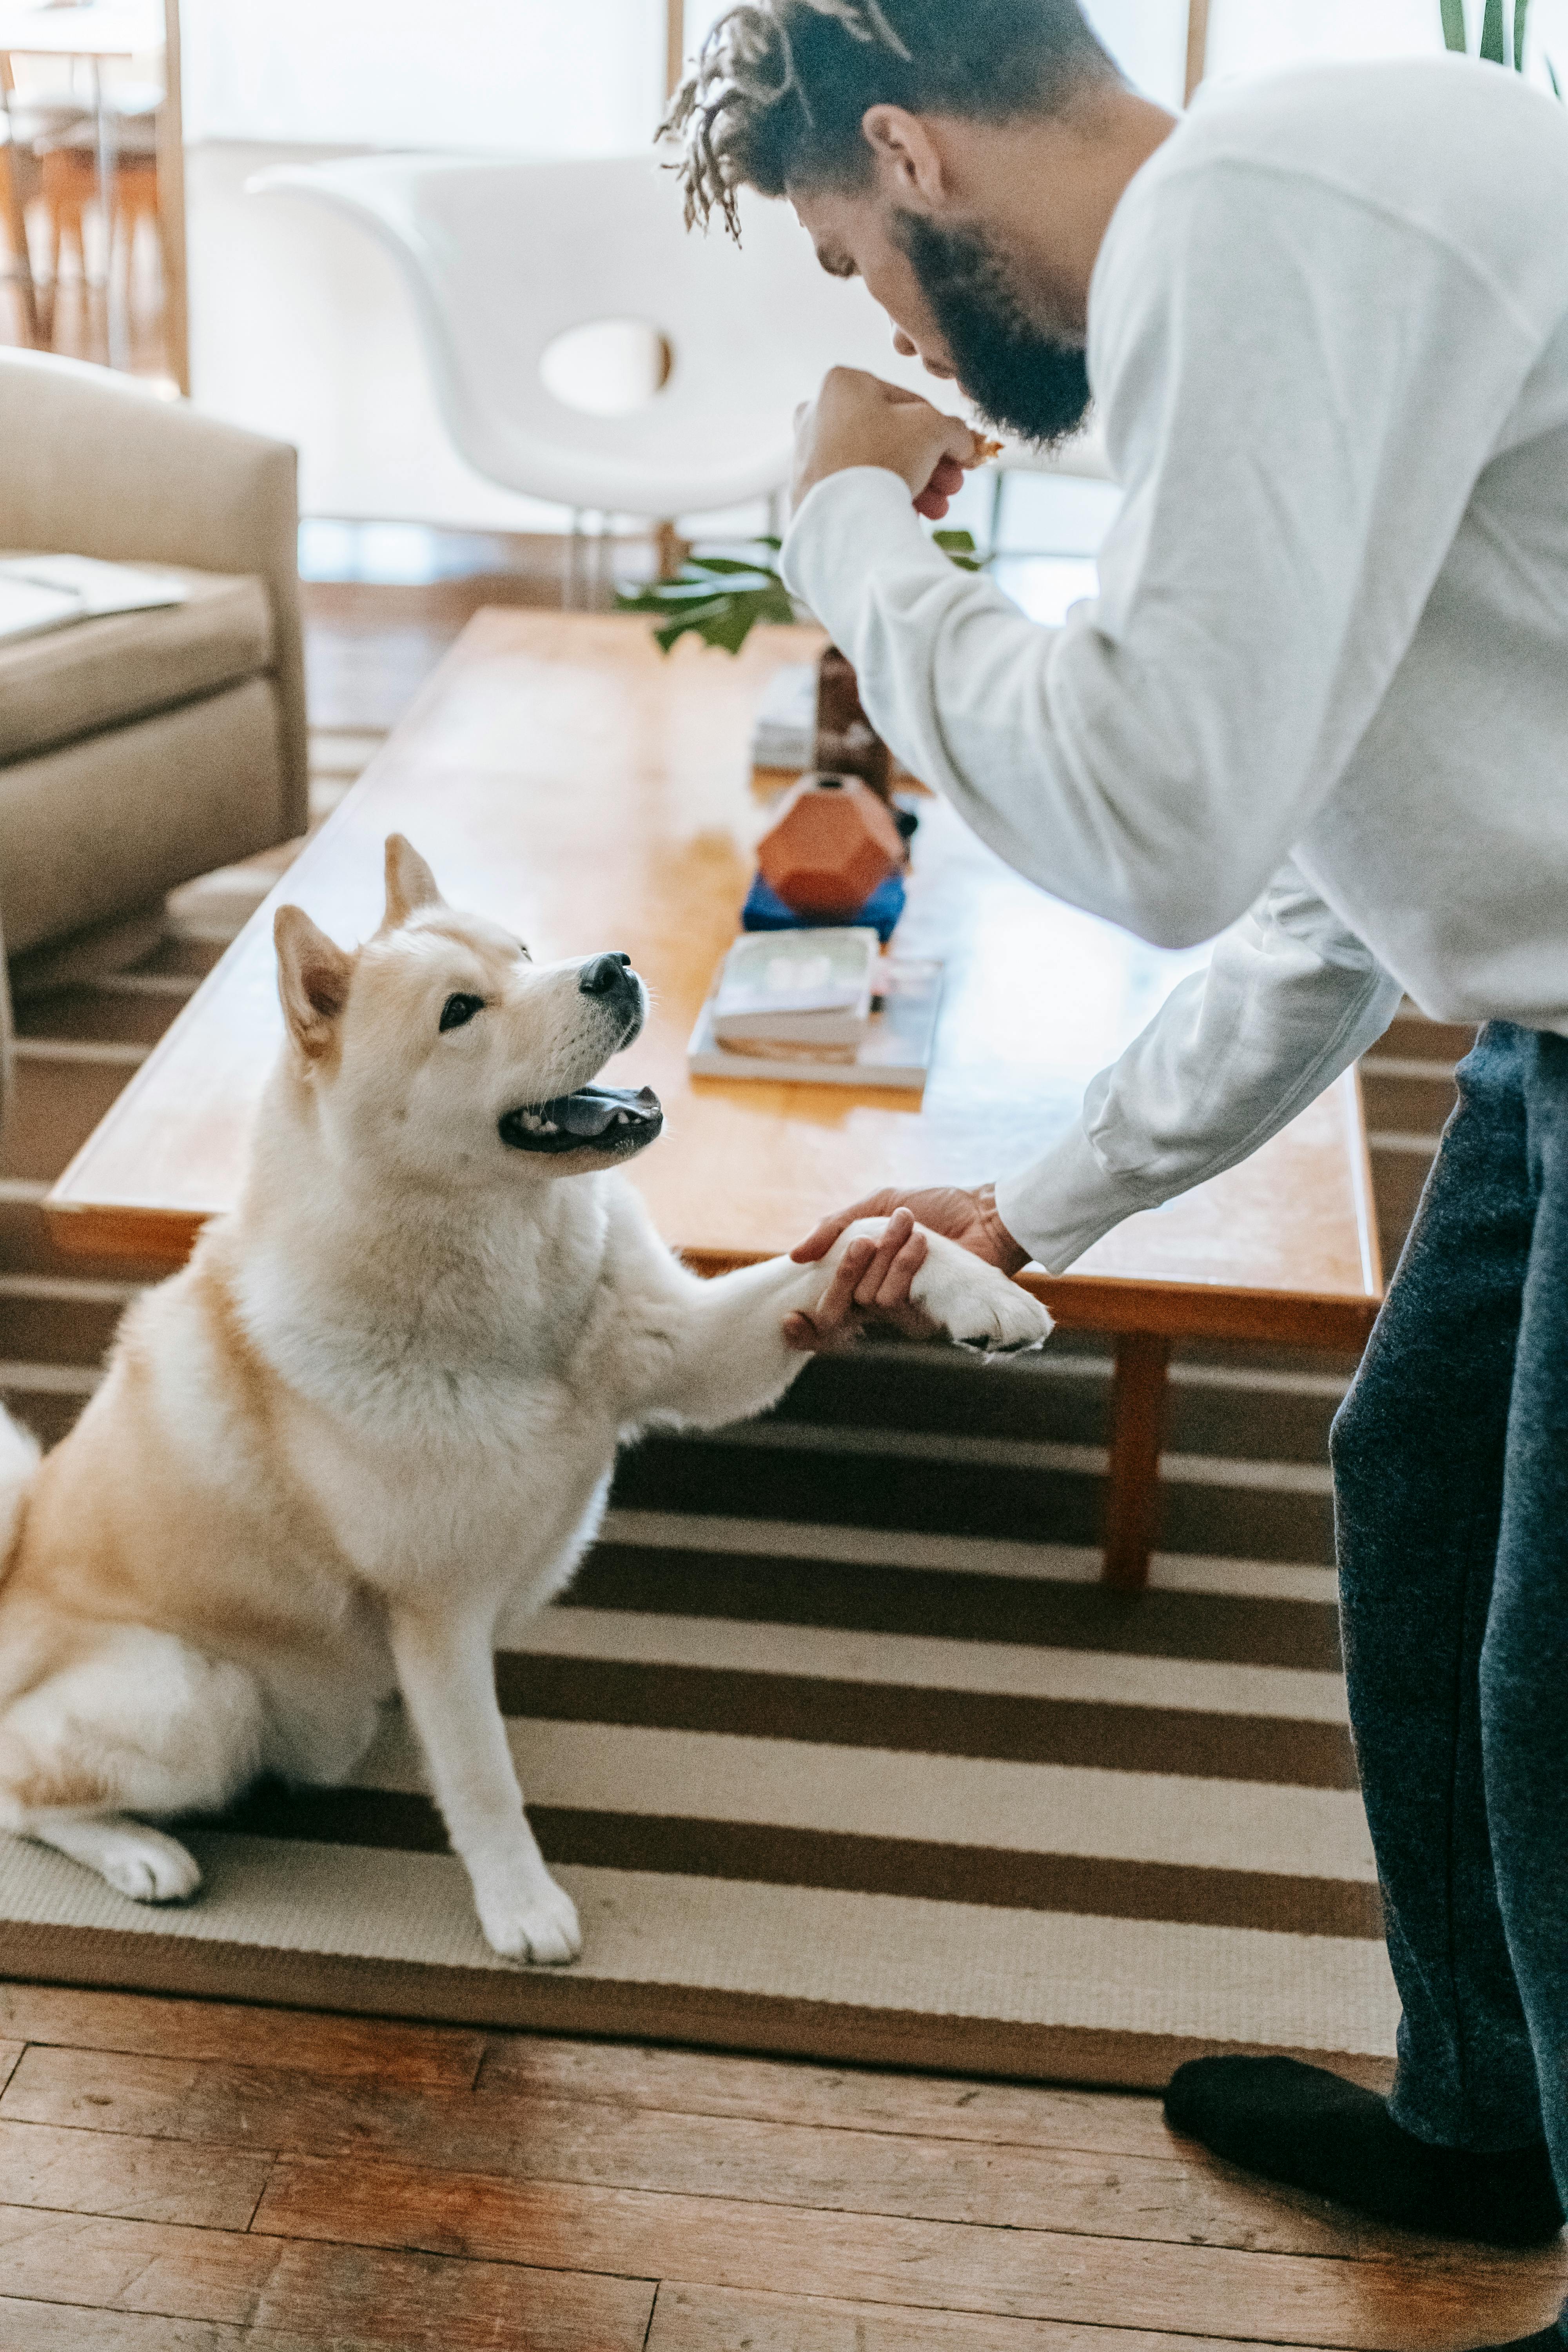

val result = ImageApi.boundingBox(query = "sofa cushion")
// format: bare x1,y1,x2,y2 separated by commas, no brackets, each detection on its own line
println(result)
0,675,287,955
0,560,274,766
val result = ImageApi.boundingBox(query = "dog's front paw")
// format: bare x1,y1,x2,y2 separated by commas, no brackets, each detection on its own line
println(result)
910,1232,1053,1355
476,1871,583,1966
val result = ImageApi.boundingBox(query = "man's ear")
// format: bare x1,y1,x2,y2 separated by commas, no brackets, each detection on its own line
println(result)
860,105,949,208
274,904,354,1060
382,834,444,930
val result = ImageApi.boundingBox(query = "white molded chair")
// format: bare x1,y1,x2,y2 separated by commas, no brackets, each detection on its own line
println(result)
247,152,937,531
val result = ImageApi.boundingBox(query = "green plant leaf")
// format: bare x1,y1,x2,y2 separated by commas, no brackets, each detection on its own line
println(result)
933,527,987,572
617,534,795,654
697,584,795,653
935,531,990,574
650,594,744,653
679,554,786,579
1481,0,1505,62
1515,0,1531,70
615,580,727,615
1441,0,1468,51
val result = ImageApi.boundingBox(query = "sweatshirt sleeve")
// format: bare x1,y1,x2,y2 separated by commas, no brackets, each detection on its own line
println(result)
993,863,1403,1272
782,160,1540,951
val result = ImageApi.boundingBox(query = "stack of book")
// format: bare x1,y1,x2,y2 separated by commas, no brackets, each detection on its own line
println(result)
688,928,943,1094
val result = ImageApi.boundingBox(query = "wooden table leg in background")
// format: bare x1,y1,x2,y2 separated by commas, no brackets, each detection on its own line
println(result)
1102,1332,1172,1592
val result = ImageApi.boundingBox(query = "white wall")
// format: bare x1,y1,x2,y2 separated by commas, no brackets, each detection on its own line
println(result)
180,0,666,150
681,0,1189,105
1081,0,1189,106
1205,0,1568,88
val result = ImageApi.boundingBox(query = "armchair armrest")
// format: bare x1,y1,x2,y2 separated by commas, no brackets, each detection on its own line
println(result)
0,351,308,838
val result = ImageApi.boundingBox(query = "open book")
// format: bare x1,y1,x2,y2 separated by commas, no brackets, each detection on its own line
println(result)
0,555,190,650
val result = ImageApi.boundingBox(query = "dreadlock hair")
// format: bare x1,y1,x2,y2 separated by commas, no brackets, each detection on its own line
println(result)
662,0,1119,238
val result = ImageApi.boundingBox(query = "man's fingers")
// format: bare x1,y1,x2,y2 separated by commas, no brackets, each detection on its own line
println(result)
869,1226,928,1309
790,1191,900,1262
852,1209,915,1307
913,488,952,521
813,1236,875,1322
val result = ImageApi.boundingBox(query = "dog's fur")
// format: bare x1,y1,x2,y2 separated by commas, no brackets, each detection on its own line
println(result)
0,839,1050,1961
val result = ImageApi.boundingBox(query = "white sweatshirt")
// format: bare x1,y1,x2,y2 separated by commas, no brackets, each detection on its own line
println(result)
782,58,1568,1273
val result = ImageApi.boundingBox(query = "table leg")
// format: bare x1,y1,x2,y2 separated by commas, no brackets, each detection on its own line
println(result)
1102,1331,1171,1591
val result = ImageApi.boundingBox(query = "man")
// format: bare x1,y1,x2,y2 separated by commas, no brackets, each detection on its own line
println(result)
664,5,1568,2344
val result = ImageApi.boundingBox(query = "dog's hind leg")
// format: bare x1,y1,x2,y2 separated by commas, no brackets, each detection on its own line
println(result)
22,1811,201,1903
0,1623,265,1905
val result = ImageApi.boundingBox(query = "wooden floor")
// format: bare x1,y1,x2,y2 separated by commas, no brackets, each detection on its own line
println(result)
0,1981,1558,2351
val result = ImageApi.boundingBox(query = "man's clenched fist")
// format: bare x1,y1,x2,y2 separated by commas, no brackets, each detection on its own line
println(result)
791,367,987,521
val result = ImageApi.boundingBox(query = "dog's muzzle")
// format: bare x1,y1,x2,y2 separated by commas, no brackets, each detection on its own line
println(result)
498,1083,663,1158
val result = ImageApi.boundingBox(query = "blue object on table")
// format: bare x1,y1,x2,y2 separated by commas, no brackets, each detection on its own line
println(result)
741,871,906,944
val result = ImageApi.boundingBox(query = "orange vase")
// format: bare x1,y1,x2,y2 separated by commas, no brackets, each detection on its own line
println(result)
756,775,906,920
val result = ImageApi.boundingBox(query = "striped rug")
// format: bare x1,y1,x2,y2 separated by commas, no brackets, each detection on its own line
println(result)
0,720,1466,2092
0,1446,1396,2093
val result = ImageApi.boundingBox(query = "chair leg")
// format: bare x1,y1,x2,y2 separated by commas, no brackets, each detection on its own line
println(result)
0,178,38,344
564,509,584,610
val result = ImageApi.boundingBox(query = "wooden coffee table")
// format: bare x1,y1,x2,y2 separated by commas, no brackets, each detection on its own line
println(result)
46,612,1381,1586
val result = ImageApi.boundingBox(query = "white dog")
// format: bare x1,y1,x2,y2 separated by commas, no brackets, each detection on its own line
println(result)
0,839,1050,1962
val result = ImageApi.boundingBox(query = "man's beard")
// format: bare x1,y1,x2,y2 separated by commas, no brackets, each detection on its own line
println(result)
894,212,1092,449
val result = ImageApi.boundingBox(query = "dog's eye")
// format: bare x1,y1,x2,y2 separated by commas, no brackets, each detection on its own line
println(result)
439,993,485,1033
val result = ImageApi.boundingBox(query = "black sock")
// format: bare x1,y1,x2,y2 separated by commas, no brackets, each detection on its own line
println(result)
1164,2056,1563,2247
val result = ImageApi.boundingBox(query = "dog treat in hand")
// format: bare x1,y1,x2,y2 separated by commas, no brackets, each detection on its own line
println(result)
969,433,1005,465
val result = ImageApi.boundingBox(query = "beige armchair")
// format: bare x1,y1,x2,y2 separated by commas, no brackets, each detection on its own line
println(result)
0,350,308,1024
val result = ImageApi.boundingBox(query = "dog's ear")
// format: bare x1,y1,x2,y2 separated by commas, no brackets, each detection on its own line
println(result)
274,904,353,1060
382,835,444,930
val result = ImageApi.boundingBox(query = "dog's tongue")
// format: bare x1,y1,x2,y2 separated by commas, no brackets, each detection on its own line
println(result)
543,1084,660,1139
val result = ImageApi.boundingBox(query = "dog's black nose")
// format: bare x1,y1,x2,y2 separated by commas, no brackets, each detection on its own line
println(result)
579,953,634,998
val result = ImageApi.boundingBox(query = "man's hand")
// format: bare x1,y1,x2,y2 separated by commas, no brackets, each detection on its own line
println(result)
782,1184,1030,1354
792,368,981,523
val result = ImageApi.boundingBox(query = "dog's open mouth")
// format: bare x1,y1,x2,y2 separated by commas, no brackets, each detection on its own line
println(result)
499,1084,663,1156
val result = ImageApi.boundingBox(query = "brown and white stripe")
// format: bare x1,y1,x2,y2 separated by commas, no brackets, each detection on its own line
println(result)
0,1506,1397,2092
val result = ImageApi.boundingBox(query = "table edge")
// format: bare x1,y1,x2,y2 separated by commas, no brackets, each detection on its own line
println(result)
41,1196,1380,1348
